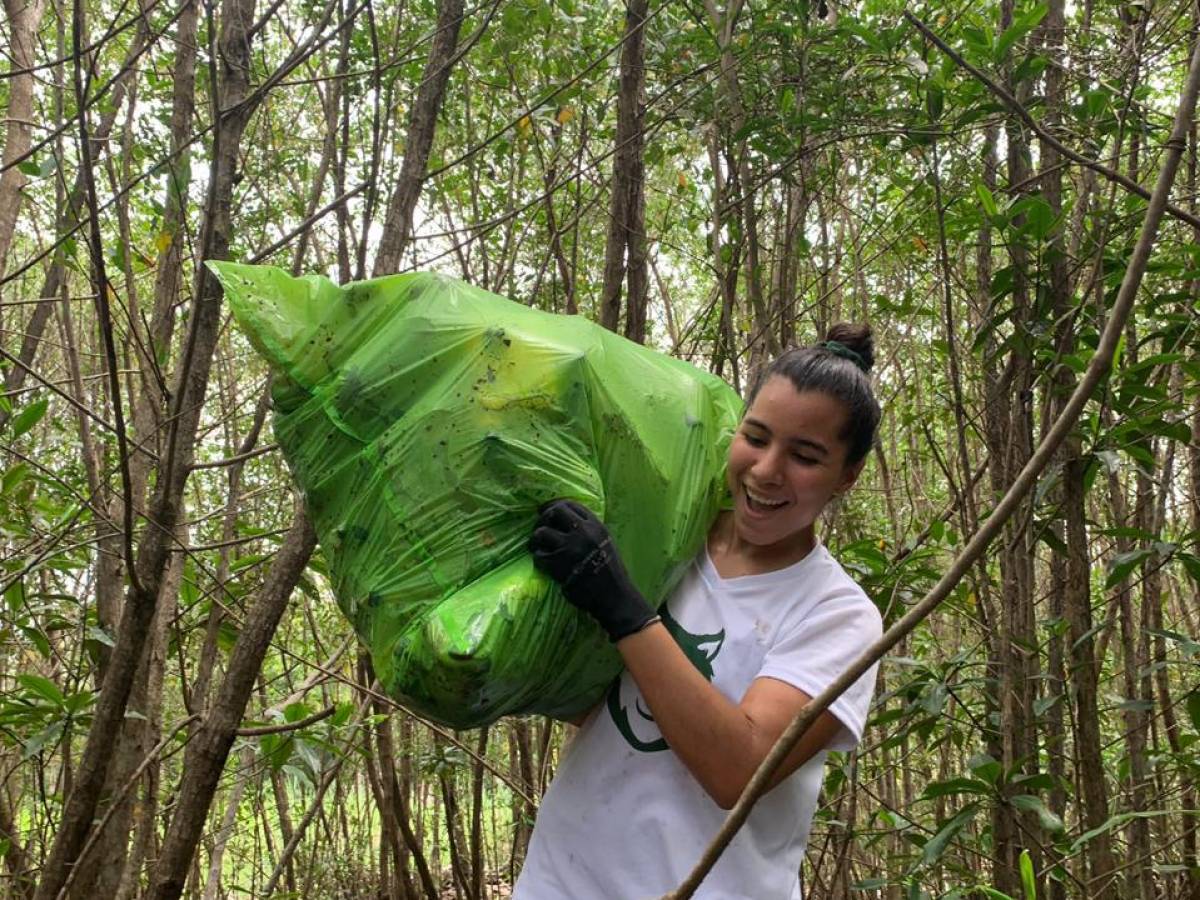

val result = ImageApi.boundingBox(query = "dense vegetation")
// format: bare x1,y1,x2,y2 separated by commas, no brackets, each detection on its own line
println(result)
0,0,1198,897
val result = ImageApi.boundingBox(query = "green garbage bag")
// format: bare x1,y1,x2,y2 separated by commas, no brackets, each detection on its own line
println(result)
208,262,742,727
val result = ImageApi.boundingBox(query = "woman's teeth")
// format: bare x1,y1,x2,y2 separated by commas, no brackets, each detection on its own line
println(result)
746,488,786,510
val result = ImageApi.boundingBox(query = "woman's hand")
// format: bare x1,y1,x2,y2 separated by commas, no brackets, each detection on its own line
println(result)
528,499,659,641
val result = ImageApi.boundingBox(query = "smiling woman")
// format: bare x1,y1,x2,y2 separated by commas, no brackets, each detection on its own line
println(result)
517,324,884,900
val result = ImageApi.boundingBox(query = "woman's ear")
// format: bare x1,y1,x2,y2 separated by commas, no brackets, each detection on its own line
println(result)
837,459,866,495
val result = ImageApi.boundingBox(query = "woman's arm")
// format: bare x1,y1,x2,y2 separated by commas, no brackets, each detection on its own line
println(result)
529,499,845,808
617,623,843,809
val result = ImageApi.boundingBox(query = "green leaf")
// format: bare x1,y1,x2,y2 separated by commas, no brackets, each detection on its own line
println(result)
926,85,944,121
1084,88,1111,118
920,777,992,800
921,802,979,867
17,673,65,708
1179,553,1200,589
9,397,48,439
18,160,40,177
86,625,116,647
996,4,1048,60
284,702,311,723
1069,810,1177,853
64,689,94,715
1011,794,1065,833
20,626,51,659
975,183,999,217
1186,690,1200,733
330,701,354,727
4,580,24,613
1010,195,1056,240
2,462,30,495
261,732,295,772
1012,772,1056,792
1155,419,1192,444
1019,849,1036,899
1013,54,1048,84
921,682,948,715
968,752,1001,783
22,719,64,760
1105,547,1153,588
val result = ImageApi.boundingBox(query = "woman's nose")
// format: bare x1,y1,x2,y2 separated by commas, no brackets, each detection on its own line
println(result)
751,447,785,483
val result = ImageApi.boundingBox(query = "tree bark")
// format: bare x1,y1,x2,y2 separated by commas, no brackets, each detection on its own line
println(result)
0,0,50,313
372,0,466,276
599,0,649,339
980,6,1042,890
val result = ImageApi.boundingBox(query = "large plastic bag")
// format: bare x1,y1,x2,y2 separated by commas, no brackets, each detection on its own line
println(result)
208,262,742,727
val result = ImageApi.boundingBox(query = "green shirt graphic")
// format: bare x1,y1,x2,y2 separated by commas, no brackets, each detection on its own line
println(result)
606,603,726,752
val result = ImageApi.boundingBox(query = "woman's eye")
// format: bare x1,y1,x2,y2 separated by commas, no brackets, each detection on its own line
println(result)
792,452,817,465
743,433,766,447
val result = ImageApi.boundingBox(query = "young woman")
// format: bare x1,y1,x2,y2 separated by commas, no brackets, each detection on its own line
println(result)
514,324,884,900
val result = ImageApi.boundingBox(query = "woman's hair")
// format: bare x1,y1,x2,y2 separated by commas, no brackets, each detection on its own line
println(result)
746,323,881,466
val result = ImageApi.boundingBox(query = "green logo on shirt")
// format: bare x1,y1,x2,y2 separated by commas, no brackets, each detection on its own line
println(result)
607,604,725,752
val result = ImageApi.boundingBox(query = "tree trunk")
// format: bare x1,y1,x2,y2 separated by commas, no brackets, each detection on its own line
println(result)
147,501,316,899
199,745,255,900
980,6,1042,889
372,0,467,276
128,0,201,512
599,0,649,338
31,1,267,888
0,0,49,310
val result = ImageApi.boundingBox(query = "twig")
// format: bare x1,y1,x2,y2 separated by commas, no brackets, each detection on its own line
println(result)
236,704,336,736
661,25,1200,900
189,442,279,470
73,0,143,599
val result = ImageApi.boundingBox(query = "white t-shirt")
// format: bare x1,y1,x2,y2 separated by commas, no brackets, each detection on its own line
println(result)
513,542,882,900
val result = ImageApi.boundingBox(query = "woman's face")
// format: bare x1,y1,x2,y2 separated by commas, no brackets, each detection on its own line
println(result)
725,377,864,559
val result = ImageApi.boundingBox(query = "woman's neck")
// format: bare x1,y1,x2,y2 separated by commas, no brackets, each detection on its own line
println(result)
705,511,816,579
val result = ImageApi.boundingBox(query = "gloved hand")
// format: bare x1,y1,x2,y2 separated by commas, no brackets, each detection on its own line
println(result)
529,499,660,642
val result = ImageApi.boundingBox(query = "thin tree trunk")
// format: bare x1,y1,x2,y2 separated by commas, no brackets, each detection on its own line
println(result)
147,501,316,899
372,0,466,276
468,728,488,900
0,782,34,899
32,1,267,889
0,16,148,432
703,0,779,373
128,0,200,512
199,745,255,900
0,0,50,312
599,0,649,338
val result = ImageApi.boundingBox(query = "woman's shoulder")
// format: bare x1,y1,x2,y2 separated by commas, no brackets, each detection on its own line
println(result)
790,545,883,631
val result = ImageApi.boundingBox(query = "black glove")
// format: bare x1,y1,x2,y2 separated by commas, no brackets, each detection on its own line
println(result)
529,499,659,642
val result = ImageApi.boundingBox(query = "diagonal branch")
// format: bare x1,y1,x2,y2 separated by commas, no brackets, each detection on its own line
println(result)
662,23,1200,900
905,12,1200,232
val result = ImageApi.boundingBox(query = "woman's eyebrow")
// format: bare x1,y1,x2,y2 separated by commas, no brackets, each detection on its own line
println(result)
789,437,829,456
743,416,771,432
745,417,830,456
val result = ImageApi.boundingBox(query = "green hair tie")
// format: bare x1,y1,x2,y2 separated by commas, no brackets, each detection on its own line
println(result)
820,340,867,372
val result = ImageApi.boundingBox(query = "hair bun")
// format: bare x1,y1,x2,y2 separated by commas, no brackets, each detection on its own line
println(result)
822,323,874,373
